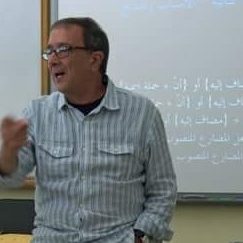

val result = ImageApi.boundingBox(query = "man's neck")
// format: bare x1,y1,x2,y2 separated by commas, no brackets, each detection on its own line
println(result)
65,76,107,105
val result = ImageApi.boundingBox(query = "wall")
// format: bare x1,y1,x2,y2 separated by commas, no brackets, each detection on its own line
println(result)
0,0,41,120
0,189,34,200
171,203,243,243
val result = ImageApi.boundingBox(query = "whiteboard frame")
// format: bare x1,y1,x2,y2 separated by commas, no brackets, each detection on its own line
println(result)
21,0,51,190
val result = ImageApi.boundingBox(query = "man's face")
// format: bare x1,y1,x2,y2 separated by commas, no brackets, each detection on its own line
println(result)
47,25,92,95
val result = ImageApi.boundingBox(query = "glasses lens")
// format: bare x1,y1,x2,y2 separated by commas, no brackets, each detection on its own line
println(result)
56,45,70,58
42,48,52,60
42,52,48,60
42,45,72,60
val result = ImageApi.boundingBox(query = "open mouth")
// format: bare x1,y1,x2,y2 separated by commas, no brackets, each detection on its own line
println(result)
55,71,65,79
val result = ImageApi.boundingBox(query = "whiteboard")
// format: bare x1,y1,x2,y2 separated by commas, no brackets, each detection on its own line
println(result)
56,0,243,194
0,0,41,120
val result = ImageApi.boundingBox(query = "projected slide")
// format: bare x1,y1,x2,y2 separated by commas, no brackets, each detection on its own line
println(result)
58,0,243,193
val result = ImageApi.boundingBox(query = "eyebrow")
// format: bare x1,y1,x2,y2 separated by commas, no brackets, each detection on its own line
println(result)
46,42,71,49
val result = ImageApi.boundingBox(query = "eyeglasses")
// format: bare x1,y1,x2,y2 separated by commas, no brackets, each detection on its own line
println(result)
42,44,91,60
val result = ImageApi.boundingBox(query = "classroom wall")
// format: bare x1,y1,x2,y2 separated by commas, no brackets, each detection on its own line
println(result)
1,189,243,243
0,0,41,120
0,189,34,200
171,203,243,243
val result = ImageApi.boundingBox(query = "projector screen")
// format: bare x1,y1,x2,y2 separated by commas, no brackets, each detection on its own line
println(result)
57,0,243,194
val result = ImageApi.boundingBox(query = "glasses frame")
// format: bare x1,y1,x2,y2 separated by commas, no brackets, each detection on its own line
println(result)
42,44,91,60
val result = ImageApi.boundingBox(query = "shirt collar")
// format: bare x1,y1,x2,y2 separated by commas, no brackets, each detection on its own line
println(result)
101,77,120,111
57,76,120,112
57,92,68,111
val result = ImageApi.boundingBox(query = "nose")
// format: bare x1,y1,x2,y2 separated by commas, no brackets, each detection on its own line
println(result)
47,52,60,68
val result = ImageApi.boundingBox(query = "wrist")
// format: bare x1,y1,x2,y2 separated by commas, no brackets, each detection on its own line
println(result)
0,145,18,175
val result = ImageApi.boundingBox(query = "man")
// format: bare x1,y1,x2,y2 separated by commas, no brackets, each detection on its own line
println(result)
0,17,177,243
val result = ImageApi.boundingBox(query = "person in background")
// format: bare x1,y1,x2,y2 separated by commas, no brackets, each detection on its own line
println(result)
0,17,177,243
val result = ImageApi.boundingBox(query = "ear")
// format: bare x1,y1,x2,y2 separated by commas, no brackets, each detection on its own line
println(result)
90,51,105,72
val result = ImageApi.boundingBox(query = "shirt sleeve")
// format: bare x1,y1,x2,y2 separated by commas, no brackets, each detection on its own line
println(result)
0,105,36,188
134,107,177,241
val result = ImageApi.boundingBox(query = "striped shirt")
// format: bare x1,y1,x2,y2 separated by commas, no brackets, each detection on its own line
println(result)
0,79,177,243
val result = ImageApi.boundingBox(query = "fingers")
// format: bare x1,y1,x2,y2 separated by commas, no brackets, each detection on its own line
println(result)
1,117,28,130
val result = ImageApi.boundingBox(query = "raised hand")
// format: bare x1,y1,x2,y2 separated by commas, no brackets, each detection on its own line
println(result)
0,117,28,174
1,117,28,151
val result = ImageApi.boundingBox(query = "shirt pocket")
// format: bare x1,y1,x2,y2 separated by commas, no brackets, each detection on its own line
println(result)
36,142,74,180
98,143,134,155
96,143,138,180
